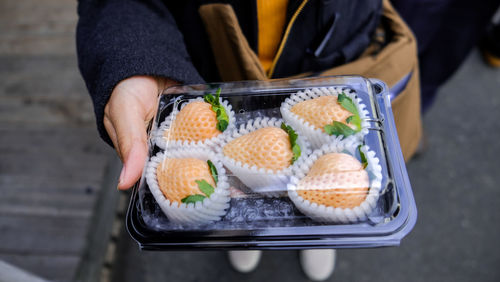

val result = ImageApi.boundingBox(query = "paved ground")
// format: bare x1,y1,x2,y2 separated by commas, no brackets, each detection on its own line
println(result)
111,50,500,282
0,1,115,281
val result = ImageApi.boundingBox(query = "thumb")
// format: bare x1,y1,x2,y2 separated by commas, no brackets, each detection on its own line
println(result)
117,139,148,190
108,78,158,190
112,98,151,190
105,76,174,190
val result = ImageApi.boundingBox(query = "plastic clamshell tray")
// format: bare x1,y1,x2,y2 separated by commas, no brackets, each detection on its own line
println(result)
126,76,417,250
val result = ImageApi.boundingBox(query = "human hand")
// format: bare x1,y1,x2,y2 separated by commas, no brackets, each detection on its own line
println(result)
104,75,176,190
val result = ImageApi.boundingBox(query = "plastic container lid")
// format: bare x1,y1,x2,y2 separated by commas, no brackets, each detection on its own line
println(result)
125,76,417,250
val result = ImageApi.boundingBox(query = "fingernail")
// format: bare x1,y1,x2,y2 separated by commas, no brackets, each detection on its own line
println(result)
117,165,126,189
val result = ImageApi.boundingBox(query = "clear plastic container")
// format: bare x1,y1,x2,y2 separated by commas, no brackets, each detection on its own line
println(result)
126,76,417,250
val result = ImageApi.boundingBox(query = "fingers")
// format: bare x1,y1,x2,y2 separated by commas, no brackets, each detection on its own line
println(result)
104,76,178,190
105,76,160,189
117,138,149,190
112,100,150,190
104,116,121,160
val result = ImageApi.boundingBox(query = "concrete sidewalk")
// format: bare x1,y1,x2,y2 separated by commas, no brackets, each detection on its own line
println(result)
0,1,119,281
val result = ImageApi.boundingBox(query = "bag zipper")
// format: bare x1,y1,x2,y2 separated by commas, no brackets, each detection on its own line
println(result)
267,0,309,78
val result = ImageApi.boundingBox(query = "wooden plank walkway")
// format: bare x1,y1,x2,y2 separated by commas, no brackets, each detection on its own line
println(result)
0,1,122,281
0,260,49,282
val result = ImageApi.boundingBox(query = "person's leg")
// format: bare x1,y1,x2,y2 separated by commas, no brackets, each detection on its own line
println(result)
227,250,262,273
300,249,336,281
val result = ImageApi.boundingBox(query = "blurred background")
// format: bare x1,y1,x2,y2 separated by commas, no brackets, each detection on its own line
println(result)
0,1,499,282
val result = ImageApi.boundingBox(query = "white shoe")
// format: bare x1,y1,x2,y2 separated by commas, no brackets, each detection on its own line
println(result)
299,249,336,281
228,250,262,273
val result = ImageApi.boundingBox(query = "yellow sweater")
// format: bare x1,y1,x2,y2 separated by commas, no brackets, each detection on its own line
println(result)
257,0,289,74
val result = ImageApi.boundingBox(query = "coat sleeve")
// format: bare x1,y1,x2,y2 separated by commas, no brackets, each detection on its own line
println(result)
76,0,204,146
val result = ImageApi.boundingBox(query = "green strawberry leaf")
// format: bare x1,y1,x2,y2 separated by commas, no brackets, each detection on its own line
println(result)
215,109,229,131
181,194,206,204
336,93,363,132
215,87,221,101
346,114,362,131
203,94,216,105
337,93,358,115
292,144,301,162
357,145,368,169
195,179,215,197
324,121,357,137
203,88,229,132
181,175,216,204
207,160,218,184
281,123,301,164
